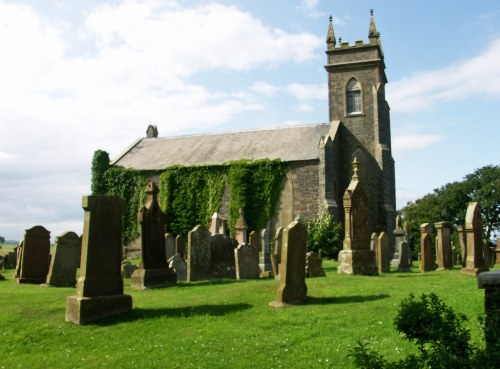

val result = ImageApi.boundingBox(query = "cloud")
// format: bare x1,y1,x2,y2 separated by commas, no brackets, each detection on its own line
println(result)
388,37,500,112
286,83,326,101
392,134,446,156
249,82,278,97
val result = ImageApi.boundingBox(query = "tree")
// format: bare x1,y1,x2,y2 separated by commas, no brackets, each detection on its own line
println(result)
91,150,111,195
0,235,4,245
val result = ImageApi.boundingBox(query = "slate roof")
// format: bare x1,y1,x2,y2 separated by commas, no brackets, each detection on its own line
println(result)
112,123,331,170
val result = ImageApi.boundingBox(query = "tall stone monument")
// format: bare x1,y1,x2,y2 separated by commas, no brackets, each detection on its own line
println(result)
338,159,377,275
259,228,272,276
461,202,489,276
234,208,248,245
420,223,437,272
269,219,308,307
16,226,51,284
397,241,412,272
66,196,132,324
435,221,453,270
377,232,390,273
271,227,284,279
131,181,176,289
457,225,467,267
186,225,211,282
45,231,81,287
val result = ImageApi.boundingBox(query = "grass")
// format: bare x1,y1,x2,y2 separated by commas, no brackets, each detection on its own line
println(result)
0,261,491,369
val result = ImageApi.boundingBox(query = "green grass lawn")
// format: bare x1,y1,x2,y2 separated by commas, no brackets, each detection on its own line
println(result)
0,261,490,369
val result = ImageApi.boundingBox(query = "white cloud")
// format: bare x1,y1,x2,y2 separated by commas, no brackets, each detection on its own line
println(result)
249,82,278,97
286,83,326,101
388,37,500,112
392,134,445,156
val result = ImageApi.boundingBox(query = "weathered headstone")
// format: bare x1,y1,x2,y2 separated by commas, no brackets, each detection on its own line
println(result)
461,202,489,276
234,208,248,245
175,234,185,260
16,226,51,284
271,227,284,279
187,225,211,282
477,271,500,356
209,233,237,279
121,261,138,278
248,230,260,252
420,223,437,272
259,228,272,276
14,241,23,279
45,231,81,287
269,219,308,307
168,254,187,282
457,225,467,267
338,159,377,275
131,182,176,289
305,251,326,277
235,243,260,280
435,221,453,270
66,196,132,325
391,213,406,266
377,232,390,273
397,241,412,272
165,233,175,260
370,232,377,253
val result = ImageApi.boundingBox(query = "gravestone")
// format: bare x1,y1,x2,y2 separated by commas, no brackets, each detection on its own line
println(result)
14,241,23,279
271,227,284,279
420,223,437,272
259,228,272,276
377,232,390,273
338,159,377,275
234,208,248,245
66,196,132,325
235,243,260,280
248,230,260,253
305,251,325,277
477,271,500,355
121,261,138,278
461,202,489,276
165,233,175,260
391,213,406,266
209,233,237,279
495,239,500,266
16,226,51,284
397,241,412,272
175,235,185,259
457,225,467,267
269,219,308,307
370,232,377,253
131,182,176,289
168,254,187,282
435,221,453,270
187,225,211,282
209,212,223,235
45,231,81,287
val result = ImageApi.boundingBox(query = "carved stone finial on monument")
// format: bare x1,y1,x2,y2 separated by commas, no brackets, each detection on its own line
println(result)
146,124,158,138
234,208,248,245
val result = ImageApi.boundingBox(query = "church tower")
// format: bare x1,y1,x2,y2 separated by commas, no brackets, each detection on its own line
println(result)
325,11,396,238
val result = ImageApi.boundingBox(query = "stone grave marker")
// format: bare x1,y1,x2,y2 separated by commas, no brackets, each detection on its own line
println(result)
187,225,211,282
234,208,248,245
397,241,412,272
259,228,272,276
14,241,23,279
121,261,138,278
209,233,237,279
165,233,175,260
370,232,377,253
495,239,500,266
235,243,260,280
16,226,51,284
420,223,437,272
131,182,176,289
435,221,453,270
269,219,308,307
271,227,284,279
338,159,377,275
377,232,390,273
461,202,489,276
305,251,325,277
477,270,500,354
175,235,185,260
457,225,467,267
66,195,132,325
45,231,81,287
168,254,187,282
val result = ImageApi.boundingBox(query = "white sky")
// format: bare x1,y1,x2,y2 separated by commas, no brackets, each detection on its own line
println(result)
1,0,499,241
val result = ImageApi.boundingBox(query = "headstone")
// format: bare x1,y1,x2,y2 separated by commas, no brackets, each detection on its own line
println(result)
186,225,211,282
16,226,51,284
121,261,138,278
477,271,500,356
305,251,326,277
175,235,185,259
420,223,437,272
397,241,412,272
66,196,132,325
168,254,187,282
14,241,23,279
461,202,489,276
234,208,248,245
377,232,390,273
248,230,260,252
131,182,176,289
259,228,272,276
209,233,237,279
165,233,175,260
392,213,406,266
271,227,284,279
495,239,500,266
338,159,378,275
235,243,260,279
435,221,453,270
370,232,377,253
457,225,467,267
45,231,81,287
269,219,308,307
209,212,223,235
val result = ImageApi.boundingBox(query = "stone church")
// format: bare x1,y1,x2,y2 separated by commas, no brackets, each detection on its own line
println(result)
112,12,396,240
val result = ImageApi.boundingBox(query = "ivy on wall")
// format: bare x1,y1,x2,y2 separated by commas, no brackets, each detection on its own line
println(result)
91,150,287,244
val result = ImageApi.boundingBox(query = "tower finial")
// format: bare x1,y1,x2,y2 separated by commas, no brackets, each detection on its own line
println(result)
370,9,374,16
368,9,379,43
326,15,336,48
352,157,359,180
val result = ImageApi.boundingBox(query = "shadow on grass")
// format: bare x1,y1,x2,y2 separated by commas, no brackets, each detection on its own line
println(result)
305,294,389,305
172,279,245,288
94,303,253,326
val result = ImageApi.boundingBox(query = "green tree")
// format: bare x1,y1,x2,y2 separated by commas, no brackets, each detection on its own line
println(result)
0,235,4,245
91,149,111,195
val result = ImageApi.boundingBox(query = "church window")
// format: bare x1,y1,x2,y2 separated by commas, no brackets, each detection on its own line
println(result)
346,79,362,114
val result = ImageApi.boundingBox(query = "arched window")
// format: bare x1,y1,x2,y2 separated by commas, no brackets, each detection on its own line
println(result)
346,78,362,114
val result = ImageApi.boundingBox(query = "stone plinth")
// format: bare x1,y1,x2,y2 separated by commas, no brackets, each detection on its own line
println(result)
338,249,377,275
66,295,132,325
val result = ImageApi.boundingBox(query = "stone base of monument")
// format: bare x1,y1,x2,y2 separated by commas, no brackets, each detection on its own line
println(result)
461,267,489,276
337,249,378,275
16,276,47,284
130,267,176,290
65,294,132,324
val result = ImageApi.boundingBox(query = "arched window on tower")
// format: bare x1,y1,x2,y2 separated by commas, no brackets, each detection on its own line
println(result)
346,78,362,115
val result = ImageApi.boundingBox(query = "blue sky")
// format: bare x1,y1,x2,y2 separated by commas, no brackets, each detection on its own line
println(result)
0,0,499,241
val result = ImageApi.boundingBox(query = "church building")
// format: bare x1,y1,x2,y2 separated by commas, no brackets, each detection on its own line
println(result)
112,12,396,240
